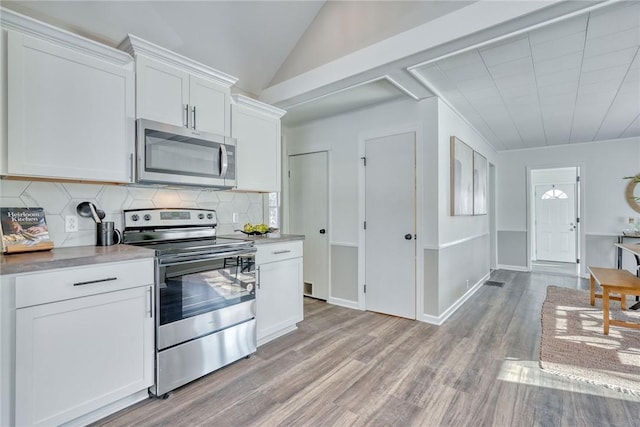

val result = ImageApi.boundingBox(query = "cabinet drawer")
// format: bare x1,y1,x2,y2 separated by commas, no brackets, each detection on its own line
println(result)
256,241,303,265
16,259,154,308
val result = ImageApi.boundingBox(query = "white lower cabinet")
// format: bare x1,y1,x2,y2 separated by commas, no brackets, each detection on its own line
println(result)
13,259,154,427
256,241,303,346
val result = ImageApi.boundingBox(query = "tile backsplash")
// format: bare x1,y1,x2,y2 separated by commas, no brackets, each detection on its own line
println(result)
0,180,264,248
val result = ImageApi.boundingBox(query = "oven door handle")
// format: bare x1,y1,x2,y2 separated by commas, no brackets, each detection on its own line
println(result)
159,249,256,267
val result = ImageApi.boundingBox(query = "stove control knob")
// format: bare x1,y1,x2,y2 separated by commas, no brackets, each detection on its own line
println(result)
198,213,205,220
207,213,213,219
131,214,139,222
144,214,152,221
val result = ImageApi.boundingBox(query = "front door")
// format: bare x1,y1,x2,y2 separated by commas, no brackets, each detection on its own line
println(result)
288,151,329,300
535,183,577,262
364,132,416,319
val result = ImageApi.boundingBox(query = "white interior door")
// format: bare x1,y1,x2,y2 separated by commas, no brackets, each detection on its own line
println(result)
365,132,416,319
288,152,329,300
535,183,576,262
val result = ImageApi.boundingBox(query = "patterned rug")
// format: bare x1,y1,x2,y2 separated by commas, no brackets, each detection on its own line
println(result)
540,286,640,395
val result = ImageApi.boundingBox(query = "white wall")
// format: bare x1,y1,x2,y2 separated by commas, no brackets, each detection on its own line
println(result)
285,96,496,321
497,137,640,274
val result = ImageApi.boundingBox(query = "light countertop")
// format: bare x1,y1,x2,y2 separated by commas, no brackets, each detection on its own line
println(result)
0,244,156,275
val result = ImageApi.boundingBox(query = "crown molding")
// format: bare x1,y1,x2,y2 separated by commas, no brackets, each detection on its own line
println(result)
231,94,286,118
119,34,238,87
0,7,132,67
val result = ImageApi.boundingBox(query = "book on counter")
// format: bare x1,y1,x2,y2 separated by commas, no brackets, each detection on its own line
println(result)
1,207,54,254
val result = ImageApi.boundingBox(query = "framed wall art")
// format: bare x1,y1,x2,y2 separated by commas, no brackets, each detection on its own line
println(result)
473,151,488,215
450,136,474,216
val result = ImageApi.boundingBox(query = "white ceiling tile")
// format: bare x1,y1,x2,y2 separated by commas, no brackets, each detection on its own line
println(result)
499,85,537,100
504,93,539,108
535,68,581,88
588,1,640,40
487,56,534,79
494,72,537,90
538,81,579,98
463,86,502,101
529,14,588,45
479,36,531,67
441,62,491,83
580,64,629,86
596,94,640,140
621,114,640,138
436,50,484,71
534,52,583,76
455,75,495,92
584,26,640,58
581,47,637,72
531,31,585,62
577,80,620,97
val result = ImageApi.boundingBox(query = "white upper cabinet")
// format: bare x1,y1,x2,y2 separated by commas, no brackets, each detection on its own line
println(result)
121,35,236,137
1,10,135,183
232,95,286,192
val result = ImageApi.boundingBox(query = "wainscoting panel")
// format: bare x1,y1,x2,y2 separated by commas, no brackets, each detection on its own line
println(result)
330,244,359,304
497,230,527,269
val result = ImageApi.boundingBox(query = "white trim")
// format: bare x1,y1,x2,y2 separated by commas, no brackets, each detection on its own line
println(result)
331,241,358,248
418,272,489,326
497,264,530,272
497,229,528,233
119,34,238,87
0,7,133,67
586,232,628,238
423,244,440,251
231,94,286,119
439,232,489,250
257,325,297,347
327,297,361,311
288,143,332,157
281,75,418,110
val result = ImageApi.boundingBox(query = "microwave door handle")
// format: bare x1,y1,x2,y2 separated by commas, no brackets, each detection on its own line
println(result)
220,144,229,178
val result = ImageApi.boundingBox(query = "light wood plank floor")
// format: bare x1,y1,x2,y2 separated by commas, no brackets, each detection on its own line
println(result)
93,270,640,426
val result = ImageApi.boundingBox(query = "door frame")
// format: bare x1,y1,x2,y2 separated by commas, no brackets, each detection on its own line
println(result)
358,123,423,318
283,141,332,301
526,164,583,275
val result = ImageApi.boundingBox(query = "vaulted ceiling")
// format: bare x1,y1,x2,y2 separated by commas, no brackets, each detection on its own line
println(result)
2,1,638,151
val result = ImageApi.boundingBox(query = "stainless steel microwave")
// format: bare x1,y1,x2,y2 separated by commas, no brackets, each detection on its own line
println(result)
135,119,236,189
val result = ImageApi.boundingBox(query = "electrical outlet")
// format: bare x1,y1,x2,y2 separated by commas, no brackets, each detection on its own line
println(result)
65,215,79,232
232,212,239,223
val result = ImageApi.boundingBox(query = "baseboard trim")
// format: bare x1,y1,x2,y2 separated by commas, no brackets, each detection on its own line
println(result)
497,264,529,272
328,296,361,310
419,272,490,326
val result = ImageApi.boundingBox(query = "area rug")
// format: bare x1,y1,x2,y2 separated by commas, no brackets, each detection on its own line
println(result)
540,286,640,395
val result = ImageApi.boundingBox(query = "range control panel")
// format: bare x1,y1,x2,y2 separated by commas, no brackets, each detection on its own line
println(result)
123,208,217,229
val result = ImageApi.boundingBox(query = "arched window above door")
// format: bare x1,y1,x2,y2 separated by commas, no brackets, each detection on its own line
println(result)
541,188,568,200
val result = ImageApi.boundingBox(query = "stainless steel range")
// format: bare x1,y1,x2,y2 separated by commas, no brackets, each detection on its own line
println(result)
122,208,256,397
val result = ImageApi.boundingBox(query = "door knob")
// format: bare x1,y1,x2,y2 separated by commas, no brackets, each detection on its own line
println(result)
319,229,326,234
404,234,412,240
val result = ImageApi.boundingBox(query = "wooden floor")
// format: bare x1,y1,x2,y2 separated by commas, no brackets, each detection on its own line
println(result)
94,270,640,427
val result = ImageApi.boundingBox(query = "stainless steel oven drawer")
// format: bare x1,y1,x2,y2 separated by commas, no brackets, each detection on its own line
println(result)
158,299,255,350
153,318,256,396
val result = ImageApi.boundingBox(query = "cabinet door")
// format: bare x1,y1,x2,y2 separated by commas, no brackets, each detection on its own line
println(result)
256,257,303,344
189,75,230,136
136,55,189,127
15,285,154,427
233,105,281,192
7,32,134,183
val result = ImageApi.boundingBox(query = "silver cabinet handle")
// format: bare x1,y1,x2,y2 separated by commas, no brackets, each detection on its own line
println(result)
73,277,117,286
192,105,197,130
220,144,229,178
256,266,261,289
129,153,134,182
147,285,153,318
273,250,291,255
184,104,189,128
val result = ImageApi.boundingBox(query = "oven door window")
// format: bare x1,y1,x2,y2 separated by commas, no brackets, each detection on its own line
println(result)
145,130,221,178
159,255,255,325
